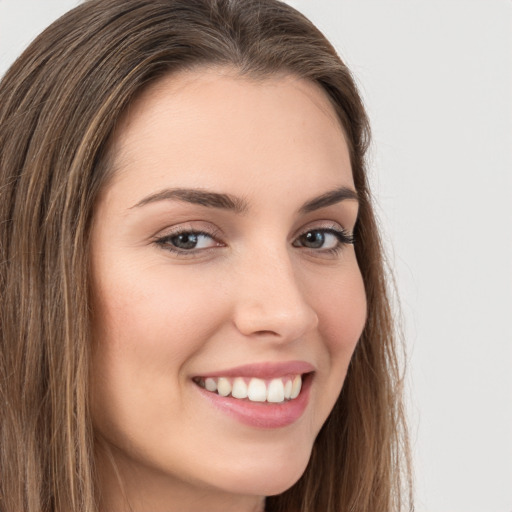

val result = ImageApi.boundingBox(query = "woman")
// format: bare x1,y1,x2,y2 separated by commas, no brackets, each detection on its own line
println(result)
0,0,412,511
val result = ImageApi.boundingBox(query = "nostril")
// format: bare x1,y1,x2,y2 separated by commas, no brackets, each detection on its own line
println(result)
253,329,280,336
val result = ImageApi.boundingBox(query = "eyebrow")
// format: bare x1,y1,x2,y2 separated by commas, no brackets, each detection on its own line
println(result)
130,186,358,213
298,186,359,213
131,188,248,213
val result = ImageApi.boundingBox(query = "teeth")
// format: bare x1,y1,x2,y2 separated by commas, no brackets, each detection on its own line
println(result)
231,377,248,399
284,379,292,400
217,377,232,397
196,374,304,403
290,375,302,399
205,378,217,392
247,378,267,402
267,378,285,403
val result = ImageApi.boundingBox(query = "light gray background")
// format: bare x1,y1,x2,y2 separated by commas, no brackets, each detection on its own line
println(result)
1,1,511,511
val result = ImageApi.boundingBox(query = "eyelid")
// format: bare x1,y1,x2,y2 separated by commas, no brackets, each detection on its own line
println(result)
151,220,354,259
152,223,225,256
291,222,355,257
152,222,223,241
293,220,354,240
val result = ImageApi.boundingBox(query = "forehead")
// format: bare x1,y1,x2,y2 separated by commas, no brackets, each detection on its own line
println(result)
116,67,345,139
104,67,353,205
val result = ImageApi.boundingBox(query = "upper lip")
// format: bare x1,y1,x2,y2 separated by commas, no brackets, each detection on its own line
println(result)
194,361,315,380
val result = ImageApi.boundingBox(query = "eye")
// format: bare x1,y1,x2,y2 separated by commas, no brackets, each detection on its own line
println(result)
155,229,222,253
292,228,354,252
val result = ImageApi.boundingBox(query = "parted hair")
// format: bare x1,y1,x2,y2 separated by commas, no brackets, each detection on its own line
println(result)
0,0,412,511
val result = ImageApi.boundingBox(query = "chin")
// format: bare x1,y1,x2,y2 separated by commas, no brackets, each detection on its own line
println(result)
217,445,312,497
258,468,307,497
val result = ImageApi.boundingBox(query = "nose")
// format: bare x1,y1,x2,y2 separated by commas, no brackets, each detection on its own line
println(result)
231,248,319,342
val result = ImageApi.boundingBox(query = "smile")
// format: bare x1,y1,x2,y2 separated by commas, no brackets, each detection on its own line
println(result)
194,375,303,403
192,362,315,428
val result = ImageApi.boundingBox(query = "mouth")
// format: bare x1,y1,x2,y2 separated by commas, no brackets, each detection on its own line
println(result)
193,373,305,403
192,364,314,429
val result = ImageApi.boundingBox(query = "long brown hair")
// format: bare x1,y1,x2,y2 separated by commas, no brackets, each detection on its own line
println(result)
0,1,412,510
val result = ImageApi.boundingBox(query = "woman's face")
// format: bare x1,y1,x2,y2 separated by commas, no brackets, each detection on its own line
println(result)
90,68,366,511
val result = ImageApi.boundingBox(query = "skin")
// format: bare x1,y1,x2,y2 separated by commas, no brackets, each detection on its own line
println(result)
89,68,367,512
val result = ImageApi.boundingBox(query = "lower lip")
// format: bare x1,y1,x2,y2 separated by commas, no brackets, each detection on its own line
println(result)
194,374,313,429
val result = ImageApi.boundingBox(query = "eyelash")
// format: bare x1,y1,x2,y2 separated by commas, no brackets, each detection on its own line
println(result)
154,228,222,257
154,225,355,257
292,227,355,256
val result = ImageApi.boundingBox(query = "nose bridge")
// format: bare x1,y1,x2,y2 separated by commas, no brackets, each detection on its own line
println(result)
232,244,319,340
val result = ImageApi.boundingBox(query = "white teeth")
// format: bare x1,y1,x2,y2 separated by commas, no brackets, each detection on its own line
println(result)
205,378,217,392
217,377,232,397
290,375,302,399
247,378,267,402
267,378,285,403
284,379,292,400
231,377,248,399
197,374,304,402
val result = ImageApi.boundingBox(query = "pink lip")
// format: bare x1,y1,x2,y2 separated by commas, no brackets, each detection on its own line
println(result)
192,362,315,429
194,360,315,379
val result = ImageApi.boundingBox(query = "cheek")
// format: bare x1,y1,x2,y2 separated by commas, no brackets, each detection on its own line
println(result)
89,264,228,431
321,275,366,353
311,261,367,388
92,263,227,362
314,256,366,344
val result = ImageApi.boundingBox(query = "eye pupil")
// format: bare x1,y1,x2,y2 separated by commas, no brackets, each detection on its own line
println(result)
172,233,198,249
302,231,324,248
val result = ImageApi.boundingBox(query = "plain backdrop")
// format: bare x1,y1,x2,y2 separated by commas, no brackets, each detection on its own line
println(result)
1,1,511,512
